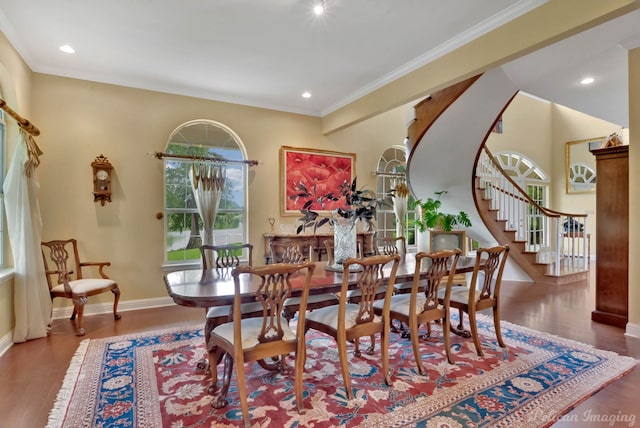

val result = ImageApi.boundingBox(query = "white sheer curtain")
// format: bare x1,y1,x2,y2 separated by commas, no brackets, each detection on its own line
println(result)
189,162,225,267
3,129,51,342
393,179,409,248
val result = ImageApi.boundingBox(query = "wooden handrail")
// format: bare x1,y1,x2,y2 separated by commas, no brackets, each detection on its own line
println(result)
482,146,586,218
0,98,40,136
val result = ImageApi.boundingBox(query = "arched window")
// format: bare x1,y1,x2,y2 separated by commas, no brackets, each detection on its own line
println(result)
494,151,550,247
375,146,415,246
163,120,248,265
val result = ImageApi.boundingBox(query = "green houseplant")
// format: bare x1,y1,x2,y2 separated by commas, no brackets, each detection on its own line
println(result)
413,191,472,232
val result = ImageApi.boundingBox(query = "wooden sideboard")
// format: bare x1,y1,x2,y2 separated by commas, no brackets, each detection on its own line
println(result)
590,145,628,327
263,232,374,264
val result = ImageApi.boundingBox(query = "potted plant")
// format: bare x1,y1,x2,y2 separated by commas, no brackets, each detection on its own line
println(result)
413,190,472,232
290,177,388,270
293,177,385,234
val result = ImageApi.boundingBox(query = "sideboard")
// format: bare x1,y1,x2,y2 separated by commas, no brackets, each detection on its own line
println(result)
263,232,374,264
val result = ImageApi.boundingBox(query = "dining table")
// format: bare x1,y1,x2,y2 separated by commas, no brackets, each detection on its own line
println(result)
164,252,480,404
164,252,479,309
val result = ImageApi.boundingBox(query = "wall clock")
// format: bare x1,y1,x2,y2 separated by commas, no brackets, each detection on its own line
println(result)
91,154,113,206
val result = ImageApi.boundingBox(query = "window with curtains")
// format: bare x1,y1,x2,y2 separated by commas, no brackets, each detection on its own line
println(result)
375,146,416,247
163,120,248,265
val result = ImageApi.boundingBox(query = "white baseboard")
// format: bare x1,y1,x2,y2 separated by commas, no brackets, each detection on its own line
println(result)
51,296,176,320
0,297,177,356
625,322,640,339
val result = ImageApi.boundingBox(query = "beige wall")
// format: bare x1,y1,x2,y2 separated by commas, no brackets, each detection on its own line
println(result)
28,73,405,310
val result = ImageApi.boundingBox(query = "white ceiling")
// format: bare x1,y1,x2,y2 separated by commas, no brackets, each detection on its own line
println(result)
0,0,638,126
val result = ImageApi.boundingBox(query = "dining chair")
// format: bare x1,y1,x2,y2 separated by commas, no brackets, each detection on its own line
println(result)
207,261,315,427
304,254,401,400
200,244,263,351
270,241,308,264
375,236,406,256
276,241,339,322
374,249,461,374
41,238,121,336
440,244,510,356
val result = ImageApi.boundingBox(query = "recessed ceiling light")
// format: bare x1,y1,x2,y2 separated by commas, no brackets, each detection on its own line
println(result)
302,91,312,98
313,1,326,15
59,45,75,54
580,77,595,85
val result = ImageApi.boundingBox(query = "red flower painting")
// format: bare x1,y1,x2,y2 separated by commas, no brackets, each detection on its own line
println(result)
281,147,355,214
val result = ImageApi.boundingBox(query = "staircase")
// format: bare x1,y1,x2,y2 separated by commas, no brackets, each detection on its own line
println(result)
406,67,589,285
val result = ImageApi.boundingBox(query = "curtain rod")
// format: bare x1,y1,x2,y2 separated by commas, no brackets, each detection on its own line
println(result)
0,98,40,136
151,151,259,166
370,170,406,178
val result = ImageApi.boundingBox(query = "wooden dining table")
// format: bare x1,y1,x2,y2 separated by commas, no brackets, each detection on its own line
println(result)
164,252,479,309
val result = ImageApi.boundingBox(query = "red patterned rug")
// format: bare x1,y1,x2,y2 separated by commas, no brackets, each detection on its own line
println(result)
47,314,637,427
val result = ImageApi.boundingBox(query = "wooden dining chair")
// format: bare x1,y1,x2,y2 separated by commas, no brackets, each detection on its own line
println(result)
207,261,315,427
201,244,263,350
440,245,510,356
41,238,121,336
276,241,339,322
304,254,401,400
374,249,461,374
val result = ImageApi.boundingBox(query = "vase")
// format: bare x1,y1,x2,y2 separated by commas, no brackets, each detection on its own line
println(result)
327,212,361,272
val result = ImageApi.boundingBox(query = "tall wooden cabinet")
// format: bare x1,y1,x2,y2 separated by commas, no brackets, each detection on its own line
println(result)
590,145,628,327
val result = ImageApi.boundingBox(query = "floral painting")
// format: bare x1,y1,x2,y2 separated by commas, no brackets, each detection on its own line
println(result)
280,146,356,215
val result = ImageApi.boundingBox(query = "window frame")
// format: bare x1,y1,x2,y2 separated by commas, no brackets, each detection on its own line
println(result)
162,120,249,268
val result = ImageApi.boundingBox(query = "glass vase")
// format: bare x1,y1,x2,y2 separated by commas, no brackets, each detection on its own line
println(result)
329,212,361,272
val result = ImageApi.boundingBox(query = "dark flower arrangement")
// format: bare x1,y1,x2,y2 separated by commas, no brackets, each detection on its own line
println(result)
290,177,388,234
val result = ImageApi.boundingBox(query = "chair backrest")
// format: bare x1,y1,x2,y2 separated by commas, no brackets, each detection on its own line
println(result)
468,244,510,304
375,236,406,256
414,248,462,310
231,261,316,342
340,254,401,324
200,243,253,269
270,241,306,264
41,239,83,290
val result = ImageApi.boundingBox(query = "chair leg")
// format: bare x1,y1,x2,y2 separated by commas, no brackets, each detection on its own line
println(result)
337,336,353,400
211,353,233,409
234,358,250,428
409,319,424,375
73,297,87,336
381,329,391,386
468,311,483,357
442,315,455,364
493,307,506,348
294,347,306,415
111,287,121,320
457,308,464,330
366,334,376,355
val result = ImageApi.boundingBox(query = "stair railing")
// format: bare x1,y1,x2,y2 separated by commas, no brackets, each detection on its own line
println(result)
477,147,589,275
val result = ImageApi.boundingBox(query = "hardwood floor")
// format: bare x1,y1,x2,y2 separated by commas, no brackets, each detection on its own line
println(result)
0,268,638,427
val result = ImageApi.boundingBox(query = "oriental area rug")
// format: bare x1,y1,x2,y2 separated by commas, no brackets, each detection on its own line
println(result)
46,314,637,428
